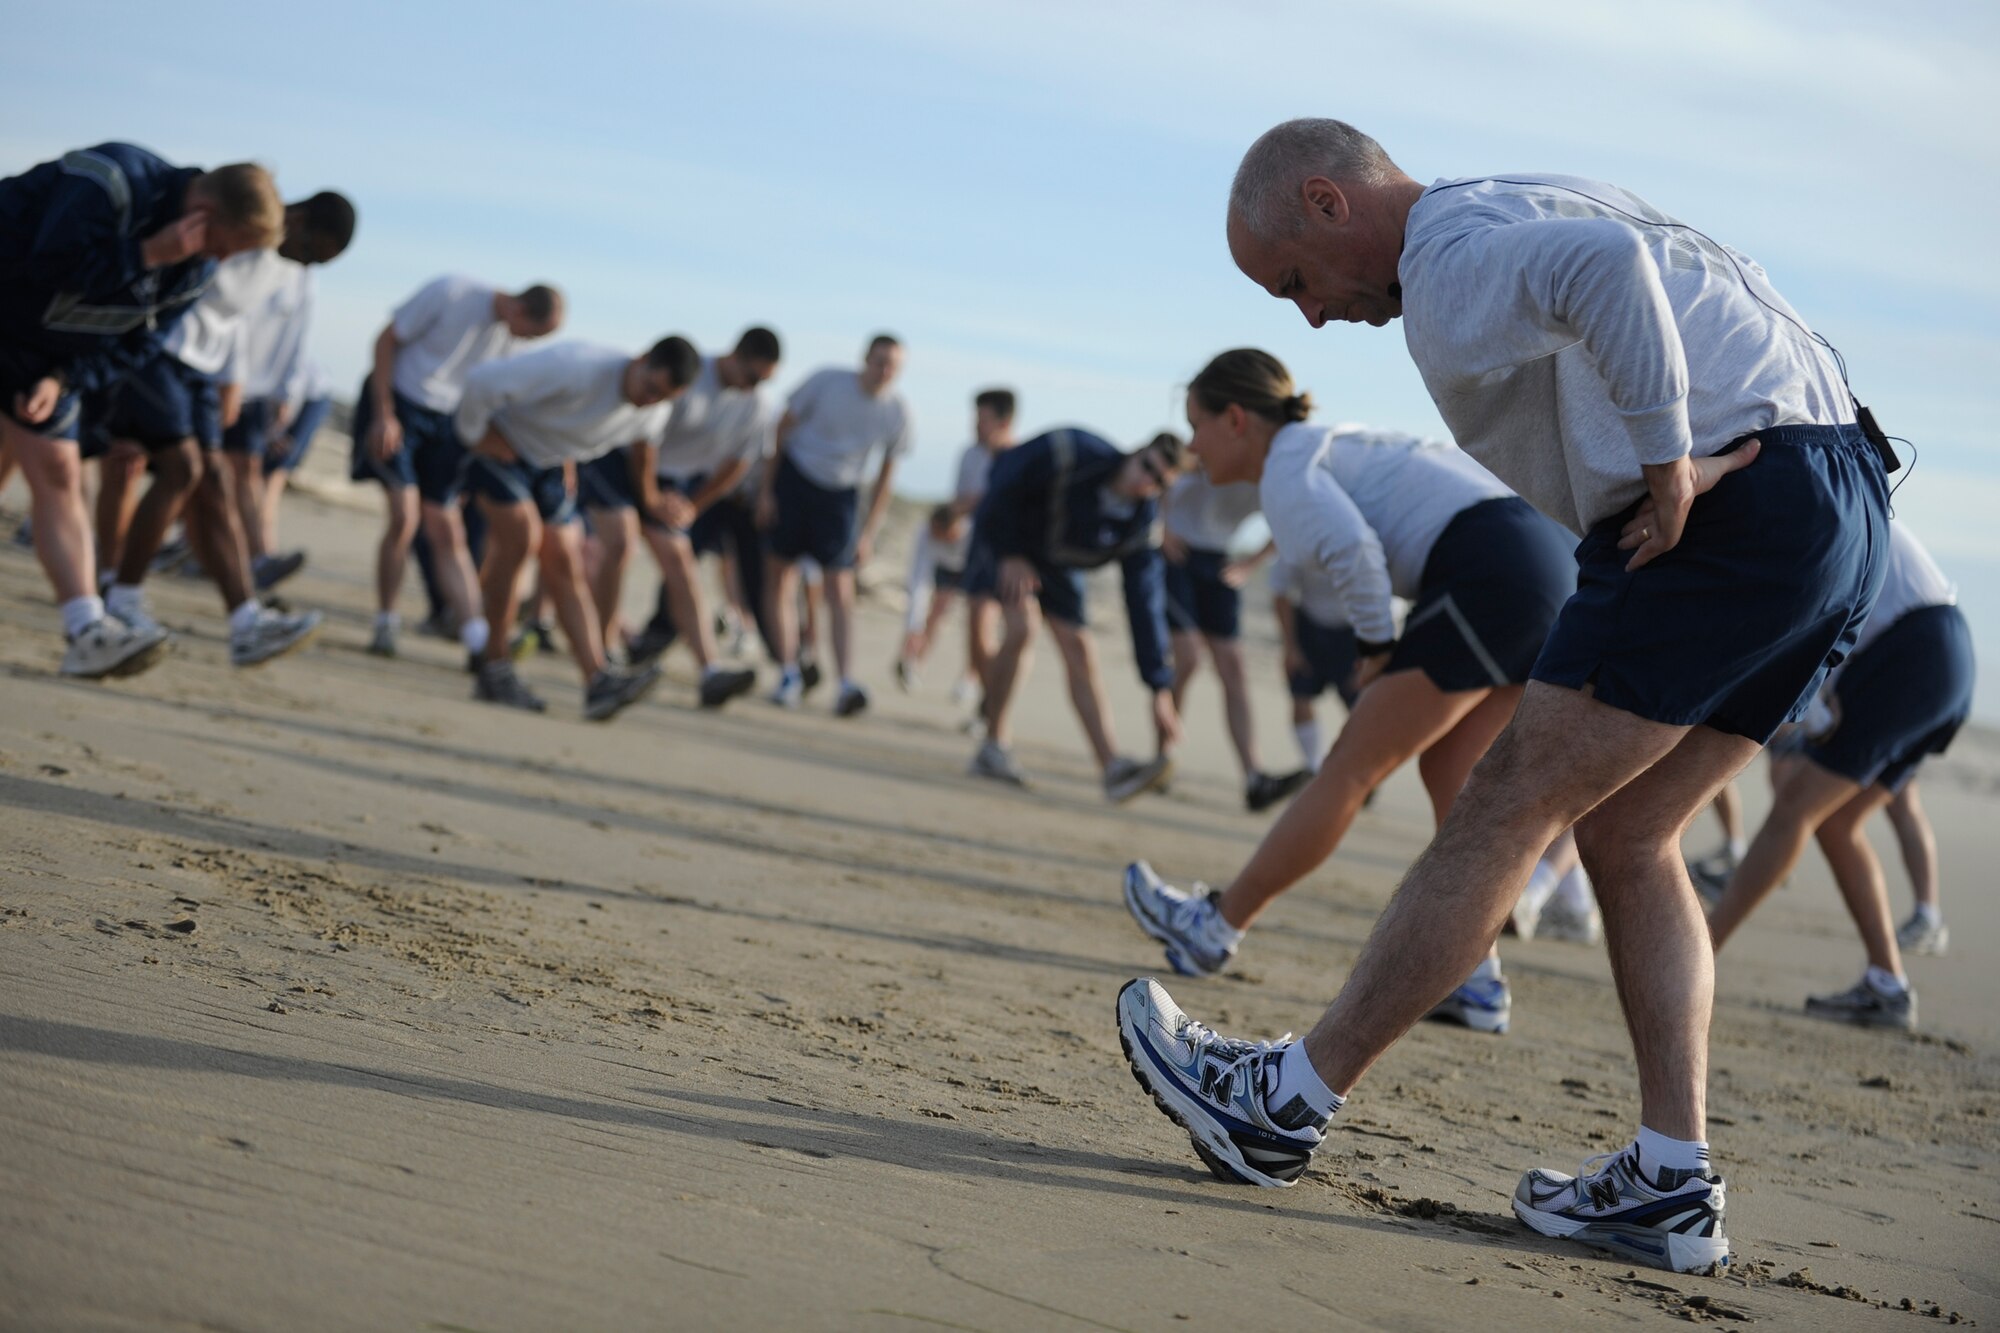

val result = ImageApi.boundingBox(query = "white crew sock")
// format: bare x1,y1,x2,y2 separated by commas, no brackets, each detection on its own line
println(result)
1554,864,1594,913
460,617,490,654
839,676,859,695
1913,902,1942,926
61,595,105,638
374,610,400,633
1267,1037,1344,1123
105,583,145,621
228,600,261,635
1293,719,1322,772
1198,897,1244,951
1727,837,1747,862
1635,1124,1711,1179
1865,964,1909,996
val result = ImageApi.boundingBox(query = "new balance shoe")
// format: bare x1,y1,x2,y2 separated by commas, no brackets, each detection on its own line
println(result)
1105,754,1174,804
1535,895,1602,944
625,622,677,668
366,622,397,658
1514,1146,1730,1275
767,673,803,709
1245,770,1311,813
698,665,758,709
1896,910,1949,957
799,655,823,696
968,739,1027,787
1123,861,1238,977
585,662,661,721
1425,974,1512,1034
1804,975,1917,1031
833,682,870,718
1685,852,1736,905
231,608,320,667
61,615,171,679
473,659,546,712
1115,978,1323,1188
251,550,306,591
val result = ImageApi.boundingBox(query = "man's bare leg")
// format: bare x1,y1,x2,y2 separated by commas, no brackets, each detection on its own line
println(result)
375,487,420,615
1707,762,1867,949
583,506,634,640
767,557,801,667
644,527,718,668
228,453,266,560
8,425,96,602
825,568,857,682
1169,630,1201,711
476,498,537,664
538,521,607,682
1209,636,1261,779
114,440,201,587
1886,782,1939,912
95,443,148,575
981,597,1038,747
1047,618,1117,769
1815,785,1903,975
186,464,255,612
967,596,997,692
421,501,482,632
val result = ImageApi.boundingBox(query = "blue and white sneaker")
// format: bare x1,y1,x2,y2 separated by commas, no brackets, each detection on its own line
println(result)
1514,1146,1731,1275
1425,974,1511,1034
1115,978,1323,1187
1123,862,1240,977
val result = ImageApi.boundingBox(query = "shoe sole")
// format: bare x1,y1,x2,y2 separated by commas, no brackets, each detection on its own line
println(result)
586,674,661,722
967,763,1027,788
1802,1003,1915,1032
1513,1197,1731,1276
699,673,759,709
834,696,869,718
67,634,174,681
1424,1005,1510,1035
1115,980,1298,1189
1122,864,1220,979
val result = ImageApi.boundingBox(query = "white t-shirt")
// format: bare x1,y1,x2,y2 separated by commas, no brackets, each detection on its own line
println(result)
1164,473,1262,552
655,356,775,482
1401,174,1852,534
1853,521,1956,659
934,441,1004,570
454,343,671,469
782,367,912,490
165,249,297,379
238,260,315,404
1258,421,1511,644
390,276,517,413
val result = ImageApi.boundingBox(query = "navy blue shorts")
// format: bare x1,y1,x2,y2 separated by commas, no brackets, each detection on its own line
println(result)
1533,424,1889,744
268,396,330,473
961,538,1087,626
686,492,744,558
1805,604,1974,793
347,377,464,501
464,453,577,526
0,342,80,440
85,355,221,452
1166,547,1242,640
578,447,641,512
1394,496,1574,693
1290,612,1363,709
766,454,860,570
223,396,276,456
933,562,966,593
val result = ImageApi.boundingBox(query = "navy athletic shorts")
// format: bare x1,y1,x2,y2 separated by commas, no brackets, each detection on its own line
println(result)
223,396,276,456
268,396,330,473
1165,546,1241,640
766,454,860,570
1806,603,1974,793
960,537,1086,626
464,453,577,526
348,377,464,501
1533,424,1889,744
1290,612,1363,709
1393,495,1574,693
0,342,80,440
85,354,221,452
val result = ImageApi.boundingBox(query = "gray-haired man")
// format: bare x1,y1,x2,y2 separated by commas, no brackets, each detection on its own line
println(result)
1117,118,1890,1273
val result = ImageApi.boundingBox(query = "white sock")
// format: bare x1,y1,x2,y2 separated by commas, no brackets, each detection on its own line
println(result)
105,583,145,620
374,610,399,633
1723,837,1746,863
1519,859,1560,921
1913,902,1942,926
1293,719,1322,772
1554,864,1594,913
1635,1124,1710,1179
701,663,721,680
839,676,859,695
1470,954,1503,983
1865,964,1909,996
1198,898,1244,950
1267,1038,1344,1124
461,617,490,654
61,595,105,638
228,601,261,635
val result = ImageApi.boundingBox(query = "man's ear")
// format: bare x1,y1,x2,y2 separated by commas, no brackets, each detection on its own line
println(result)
1301,175,1349,225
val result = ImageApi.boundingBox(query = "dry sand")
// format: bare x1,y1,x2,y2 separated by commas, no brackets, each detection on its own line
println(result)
1,440,1996,1331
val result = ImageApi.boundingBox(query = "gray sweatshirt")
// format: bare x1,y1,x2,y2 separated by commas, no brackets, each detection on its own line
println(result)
1399,174,1852,534
455,342,670,469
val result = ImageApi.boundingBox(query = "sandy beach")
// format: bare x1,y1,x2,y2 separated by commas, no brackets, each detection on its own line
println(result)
2,440,1996,1331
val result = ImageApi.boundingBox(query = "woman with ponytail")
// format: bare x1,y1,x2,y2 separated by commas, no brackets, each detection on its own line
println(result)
1122,348,1578,1031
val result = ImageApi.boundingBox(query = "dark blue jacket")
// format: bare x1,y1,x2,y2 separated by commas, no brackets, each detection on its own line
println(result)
0,143,215,393
975,427,1172,691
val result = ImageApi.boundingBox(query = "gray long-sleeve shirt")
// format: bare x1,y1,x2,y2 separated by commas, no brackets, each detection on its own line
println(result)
1399,174,1852,534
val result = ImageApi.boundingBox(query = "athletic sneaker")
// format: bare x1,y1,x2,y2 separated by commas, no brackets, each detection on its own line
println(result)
366,623,397,658
105,592,165,638
767,673,803,709
698,665,758,709
417,609,456,640
251,551,306,591
1804,976,1917,1031
231,607,320,667
61,615,171,679
1425,975,1512,1034
1685,852,1736,904
893,657,916,693
1515,1147,1730,1275
833,683,870,718
585,663,661,722
1896,911,1949,957
950,676,978,708
1105,755,1174,804
148,534,190,572
1123,861,1238,977
625,622,677,668
473,659,546,712
968,739,1027,786
1535,895,1603,944
1115,978,1323,1187
799,655,823,695
1245,770,1312,813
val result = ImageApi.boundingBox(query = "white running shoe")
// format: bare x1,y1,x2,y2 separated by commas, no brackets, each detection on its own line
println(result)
767,673,803,709
1514,1146,1731,1275
1425,974,1512,1034
1122,861,1237,977
1115,978,1322,1188
1535,896,1603,944
1896,911,1949,957
968,739,1028,787
61,615,170,679
1104,754,1174,804
231,607,321,667
1804,975,1916,1031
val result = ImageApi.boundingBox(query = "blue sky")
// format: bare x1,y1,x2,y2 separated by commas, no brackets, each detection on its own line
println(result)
7,0,1999,710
